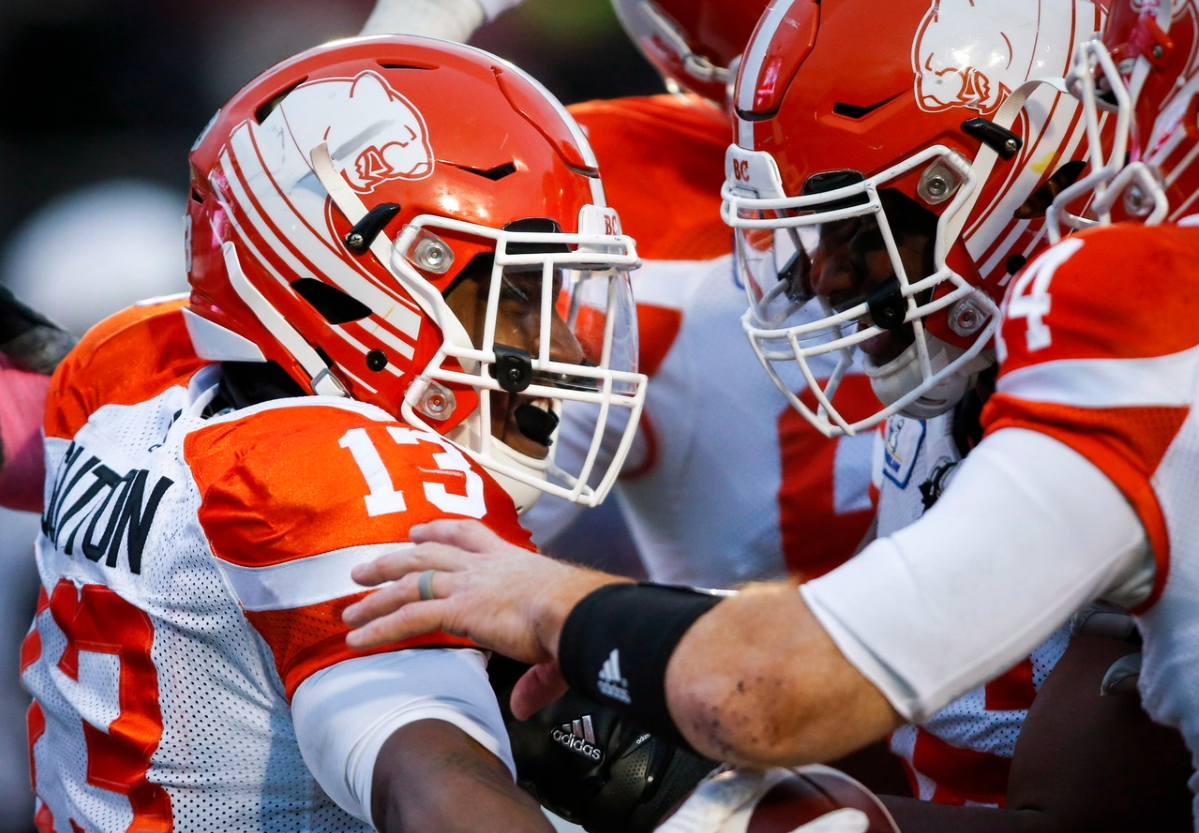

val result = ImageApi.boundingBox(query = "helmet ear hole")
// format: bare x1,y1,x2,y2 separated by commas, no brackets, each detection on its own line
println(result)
290,278,371,325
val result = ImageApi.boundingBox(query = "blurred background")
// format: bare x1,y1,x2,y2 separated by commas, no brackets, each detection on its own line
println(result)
0,0,658,823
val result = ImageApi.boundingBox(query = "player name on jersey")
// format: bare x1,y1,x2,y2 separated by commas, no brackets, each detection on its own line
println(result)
40,440,174,574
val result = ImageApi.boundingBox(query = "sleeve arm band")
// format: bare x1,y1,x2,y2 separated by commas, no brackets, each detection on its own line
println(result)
292,647,514,823
801,426,1154,723
558,582,725,748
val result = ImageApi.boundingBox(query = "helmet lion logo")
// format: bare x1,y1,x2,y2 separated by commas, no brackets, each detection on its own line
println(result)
279,70,435,192
911,0,1040,114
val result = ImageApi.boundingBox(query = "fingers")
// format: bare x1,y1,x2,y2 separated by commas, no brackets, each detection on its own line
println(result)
510,662,569,720
409,518,509,553
345,569,421,627
350,541,474,587
345,597,458,650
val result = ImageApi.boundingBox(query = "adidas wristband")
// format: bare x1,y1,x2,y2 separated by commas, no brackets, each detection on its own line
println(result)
558,582,726,749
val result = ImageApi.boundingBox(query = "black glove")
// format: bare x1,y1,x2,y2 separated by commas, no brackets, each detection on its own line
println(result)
490,655,717,833
0,284,76,375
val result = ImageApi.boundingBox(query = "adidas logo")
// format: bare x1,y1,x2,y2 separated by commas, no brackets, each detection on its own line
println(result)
597,648,631,704
550,714,604,762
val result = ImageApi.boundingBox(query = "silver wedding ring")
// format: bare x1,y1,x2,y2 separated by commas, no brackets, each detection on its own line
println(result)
418,569,437,602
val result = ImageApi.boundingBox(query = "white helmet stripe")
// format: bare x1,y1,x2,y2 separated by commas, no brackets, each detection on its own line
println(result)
737,0,800,117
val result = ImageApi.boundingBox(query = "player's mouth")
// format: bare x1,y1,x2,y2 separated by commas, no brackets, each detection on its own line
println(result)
493,393,559,459
858,322,915,366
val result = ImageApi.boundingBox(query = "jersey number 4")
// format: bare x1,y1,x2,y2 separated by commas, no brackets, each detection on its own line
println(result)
1005,238,1084,354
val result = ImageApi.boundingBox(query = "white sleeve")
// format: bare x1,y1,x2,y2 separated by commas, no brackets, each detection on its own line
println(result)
360,0,501,40
292,647,514,824
476,0,526,18
800,427,1155,723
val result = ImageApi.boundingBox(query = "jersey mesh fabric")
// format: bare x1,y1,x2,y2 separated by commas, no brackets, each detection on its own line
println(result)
876,410,1070,807
23,302,524,831
25,384,372,831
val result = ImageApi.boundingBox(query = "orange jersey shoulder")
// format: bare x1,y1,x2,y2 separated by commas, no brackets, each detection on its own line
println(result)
45,299,205,441
186,403,531,696
186,403,531,567
570,94,731,261
986,224,1199,607
997,223,1199,371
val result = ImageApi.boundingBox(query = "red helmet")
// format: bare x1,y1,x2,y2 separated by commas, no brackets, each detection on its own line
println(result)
186,35,646,511
1056,0,1199,228
658,765,900,833
610,0,769,106
722,0,1107,436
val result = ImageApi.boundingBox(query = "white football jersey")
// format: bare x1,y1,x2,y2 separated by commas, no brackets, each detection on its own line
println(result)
23,300,529,831
875,412,1069,806
522,95,878,586
986,221,1199,822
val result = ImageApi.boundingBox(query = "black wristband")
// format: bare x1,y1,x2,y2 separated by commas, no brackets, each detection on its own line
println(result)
558,582,725,749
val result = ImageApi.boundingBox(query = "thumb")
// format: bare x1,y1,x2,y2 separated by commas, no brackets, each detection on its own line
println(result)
510,662,569,720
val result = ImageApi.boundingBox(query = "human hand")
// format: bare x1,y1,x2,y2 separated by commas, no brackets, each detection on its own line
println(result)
0,285,75,375
343,519,626,716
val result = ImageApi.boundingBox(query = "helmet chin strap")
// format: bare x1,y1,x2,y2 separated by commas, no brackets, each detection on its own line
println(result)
864,336,994,421
444,418,549,515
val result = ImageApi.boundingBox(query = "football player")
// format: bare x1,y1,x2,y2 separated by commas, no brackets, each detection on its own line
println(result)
722,0,1115,813
20,35,647,831
355,3,889,829
0,286,74,511
342,0,1199,829
353,0,1188,825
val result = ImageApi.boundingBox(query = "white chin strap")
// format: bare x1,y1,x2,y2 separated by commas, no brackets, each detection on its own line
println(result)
477,437,547,515
864,337,993,421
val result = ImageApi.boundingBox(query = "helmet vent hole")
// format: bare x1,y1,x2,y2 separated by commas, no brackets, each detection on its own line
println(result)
291,278,372,325
375,60,438,71
255,79,307,124
833,94,900,120
460,162,518,181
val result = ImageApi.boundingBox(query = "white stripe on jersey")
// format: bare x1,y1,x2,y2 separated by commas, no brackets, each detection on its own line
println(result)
997,344,1199,409
216,542,411,611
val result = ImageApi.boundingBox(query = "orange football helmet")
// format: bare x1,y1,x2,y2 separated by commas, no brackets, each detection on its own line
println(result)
1055,0,1199,229
723,0,1107,436
186,35,646,511
611,0,769,107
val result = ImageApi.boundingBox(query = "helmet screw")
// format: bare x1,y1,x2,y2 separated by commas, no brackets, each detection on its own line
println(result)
949,298,987,337
366,350,388,372
1004,138,1019,154
1124,183,1150,216
1005,254,1027,275
417,383,456,421
346,232,366,252
415,238,449,271
925,176,948,198
956,307,979,332
1153,45,1165,60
